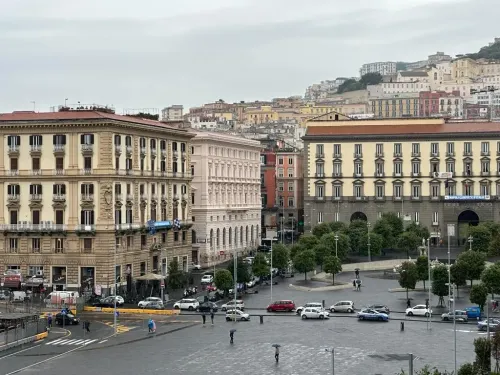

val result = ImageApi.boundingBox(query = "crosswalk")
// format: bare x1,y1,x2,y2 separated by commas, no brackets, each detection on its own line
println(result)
102,321,136,333
45,338,98,346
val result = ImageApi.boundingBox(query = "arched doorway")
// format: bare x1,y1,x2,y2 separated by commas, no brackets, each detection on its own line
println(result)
458,210,480,246
350,212,367,222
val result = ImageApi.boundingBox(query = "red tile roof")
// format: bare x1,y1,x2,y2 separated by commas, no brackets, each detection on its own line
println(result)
305,122,500,136
0,111,186,131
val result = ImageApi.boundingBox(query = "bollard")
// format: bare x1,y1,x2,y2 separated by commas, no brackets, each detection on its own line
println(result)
260,315,264,324
401,322,404,331
322,300,325,308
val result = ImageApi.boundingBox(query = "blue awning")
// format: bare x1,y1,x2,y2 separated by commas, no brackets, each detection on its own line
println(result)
152,221,172,229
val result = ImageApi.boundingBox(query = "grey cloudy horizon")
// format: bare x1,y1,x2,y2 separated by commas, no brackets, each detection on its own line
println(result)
1,0,499,113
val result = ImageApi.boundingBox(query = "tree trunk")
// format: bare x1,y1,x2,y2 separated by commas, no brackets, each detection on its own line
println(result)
304,272,307,281
332,273,335,285
423,280,426,291
471,279,474,287
456,286,460,299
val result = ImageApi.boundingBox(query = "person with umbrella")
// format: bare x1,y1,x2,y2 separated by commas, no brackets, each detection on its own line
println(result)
272,344,281,363
229,329,236,344
210,309,215,325
354,268,360,279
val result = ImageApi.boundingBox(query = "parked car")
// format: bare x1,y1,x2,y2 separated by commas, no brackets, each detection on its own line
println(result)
257,245,271,252
465,306,482,319
93,296,124,308
357,308,389,321
329,301,355,313
225,309,250,322
173,299,199,311
143,301,164,310
243,257,255,265
441,310,468,322
191,263,202,270
406,305,432,317
296,302,324,315
367,304,390,314
267,300,295,312
201,275,214,284
221,300,245,311
198,302,218,313
138,297,162,308
55,312,80,325
478,318,500,331
246,276,259,288
301,307,329,320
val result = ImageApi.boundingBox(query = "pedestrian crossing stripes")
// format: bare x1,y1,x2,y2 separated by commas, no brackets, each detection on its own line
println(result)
45,339,98,346
102,321,136,333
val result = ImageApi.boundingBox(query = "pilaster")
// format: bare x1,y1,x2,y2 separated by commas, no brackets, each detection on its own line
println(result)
97,131,113,169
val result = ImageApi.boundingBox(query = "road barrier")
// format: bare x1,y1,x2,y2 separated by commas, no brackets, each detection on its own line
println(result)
83,306,180,315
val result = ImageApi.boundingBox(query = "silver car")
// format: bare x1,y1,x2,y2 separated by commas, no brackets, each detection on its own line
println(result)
329,301,355,313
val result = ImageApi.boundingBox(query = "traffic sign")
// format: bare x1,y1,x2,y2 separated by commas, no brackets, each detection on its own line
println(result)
61,310,67,315
160,281,165,288
447,224,455,237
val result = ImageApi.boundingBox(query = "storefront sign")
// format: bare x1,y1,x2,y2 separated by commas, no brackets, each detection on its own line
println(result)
444,195,490,201
52,274,67,284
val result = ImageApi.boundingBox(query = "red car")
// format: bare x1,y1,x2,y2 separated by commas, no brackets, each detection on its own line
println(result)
267,300,295,312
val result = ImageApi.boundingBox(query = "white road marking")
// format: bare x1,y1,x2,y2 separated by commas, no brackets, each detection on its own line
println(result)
45,338,97,346
4,346,83,375
98,340,108,344
0,344,42,360
45,338,64,345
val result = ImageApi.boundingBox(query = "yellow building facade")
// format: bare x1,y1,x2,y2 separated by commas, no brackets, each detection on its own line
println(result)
370,96,420,118
303,118,500,245
0,110,194,293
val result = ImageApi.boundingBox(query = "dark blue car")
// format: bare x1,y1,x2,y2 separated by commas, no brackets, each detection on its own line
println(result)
357,308,389,322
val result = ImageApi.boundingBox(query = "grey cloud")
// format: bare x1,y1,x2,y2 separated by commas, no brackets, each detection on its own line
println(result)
0,0,499,112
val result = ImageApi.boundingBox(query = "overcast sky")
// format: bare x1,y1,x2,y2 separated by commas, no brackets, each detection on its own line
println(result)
1,0,498,113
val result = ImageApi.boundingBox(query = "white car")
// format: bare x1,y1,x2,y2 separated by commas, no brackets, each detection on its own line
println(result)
329,301,355,313
191,263,202,270
107,295,124,306
225,309,250,321
296,302,324,315
201,275,214,284
406,305,432,317
138,297,162,308
221,300,245,311
301,307,330,320
173,299,200,311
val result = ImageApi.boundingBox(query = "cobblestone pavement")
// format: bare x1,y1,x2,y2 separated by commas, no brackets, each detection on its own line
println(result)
4,315,479,375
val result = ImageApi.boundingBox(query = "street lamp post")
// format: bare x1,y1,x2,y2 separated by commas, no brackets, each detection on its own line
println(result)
334,234,339,258
114,245,117,335
367,222,371,262
426,238,431,330
270,239,274,303
446,282,457,374
468,235,473,250
325,348,335,375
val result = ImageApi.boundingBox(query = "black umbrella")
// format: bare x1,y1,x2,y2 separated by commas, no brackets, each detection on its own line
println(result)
272,344,281,348
230,329,237,333
354,268,360,271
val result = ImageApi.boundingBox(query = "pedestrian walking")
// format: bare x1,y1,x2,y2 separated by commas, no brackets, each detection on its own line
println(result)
148,318,154,333
407,299,411,309
356,279,361,291
355,269,359,279
47,314,52,329
202,312,206,325
275,346,280,363
210,309,214,325
352,280,356,291
83,321,90,332
230,331,234,344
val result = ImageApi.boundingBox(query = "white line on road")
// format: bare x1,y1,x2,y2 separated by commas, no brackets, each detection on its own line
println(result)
0,344,42,360
98,340,108,344
4,346,83,375
45,338,65,345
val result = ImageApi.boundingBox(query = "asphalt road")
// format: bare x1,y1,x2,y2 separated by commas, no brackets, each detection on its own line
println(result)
0,270,491,375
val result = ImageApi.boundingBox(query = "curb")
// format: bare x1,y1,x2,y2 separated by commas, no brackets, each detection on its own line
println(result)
388,288,428,293
289,283,352,292
83,307,180,315
0,330,48,353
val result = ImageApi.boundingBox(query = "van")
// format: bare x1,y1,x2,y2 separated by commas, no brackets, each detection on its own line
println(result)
45,291,80,306
12,291,27,302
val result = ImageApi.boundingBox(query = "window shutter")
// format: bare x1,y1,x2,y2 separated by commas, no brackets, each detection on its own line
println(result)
15,185,20,195
81,210,85,225
16,136,20,145
62,184,66,194
7,136,11,146
7,185,11,195
80,134,84,144
90,210,95,225
29,136,33,146
39,136,42,145
38,185,43,194
81,184,85,194
89,184,94,194
53,135,56,144
53,184,57,194
29,185,33,195
62,135,66,145
90,134,94,144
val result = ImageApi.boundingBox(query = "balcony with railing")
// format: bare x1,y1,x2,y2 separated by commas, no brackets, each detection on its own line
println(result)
7,194,19,202
30,194,42,202
151,148,157,157
30,247,41,253
173,150,179,159
115,223,141,231
53,247,64,254
8,145,19,155
81,194,94,202
126,145,133,155
161,149,167,158
140,147,147,156
81,247,93,254
30,145,42,155
126,194,134,201
8,170,19,176
0,224,68,232
53,144,65,154
80,168,92,175
115,145,122,155
140,194,148,201
76,224,95,232
115,193,123,202
81,144,94,153
181,151,187,160
30,169,42,176
53,194,66,202
53,169,65,176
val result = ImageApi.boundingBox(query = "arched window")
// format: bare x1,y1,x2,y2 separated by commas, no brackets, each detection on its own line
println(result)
222,228,226,246
216,228,220,247
210,229,214,248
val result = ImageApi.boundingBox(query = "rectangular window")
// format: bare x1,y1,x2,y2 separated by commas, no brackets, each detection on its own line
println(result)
55,210,64,225
375,185,384,198
84,157,92,169
411,143,420,156
278,157,283,165
464,183,472,195
80,210,95,225
375,143,384,156
315,163,324,177
31,238,41,253
431,185,440,197
277,168,284,178
316,144,324,156
333,162,341,176
447,142,454,155
288,182,294,192
10,158,18,171
446,161,455,173
315,185,324,198
375,162,384,175
288,198,294,207
481,161,490,173
481,184,489,196
354,144,362,157
412,185,420,199
414,212,420,224
333,144,341,157
354,185,362,198
412,162,420,175
80,134,94,145
481,142,490,155
10,210,18,225
431,143,439,156
394,185,402,198
288,157,293,165
333,185,341,198
317,211,323,224
464,142,472,155
432,212,439,225
287,168,294,177
354,162,362,176
32,157,40,171
394,143,402,156
278,182,284,192
394,162,402,175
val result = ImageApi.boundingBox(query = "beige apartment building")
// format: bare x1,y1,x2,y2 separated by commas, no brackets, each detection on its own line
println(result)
0,109,194,294
303,116,500,246
190,132,261,267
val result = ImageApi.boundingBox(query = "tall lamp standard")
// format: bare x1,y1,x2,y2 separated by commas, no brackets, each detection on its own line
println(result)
367,222,371,262
113,244,118,335
468,235,473,251
325,348,335,375
334,234,339,258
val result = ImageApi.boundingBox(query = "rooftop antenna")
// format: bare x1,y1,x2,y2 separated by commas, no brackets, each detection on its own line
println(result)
30,101,35,112
65,98,68,107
